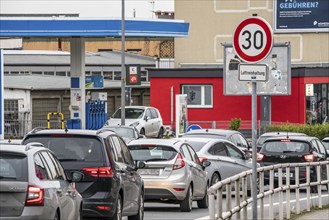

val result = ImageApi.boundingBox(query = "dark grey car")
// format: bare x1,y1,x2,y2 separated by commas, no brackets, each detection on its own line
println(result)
0,143,83,220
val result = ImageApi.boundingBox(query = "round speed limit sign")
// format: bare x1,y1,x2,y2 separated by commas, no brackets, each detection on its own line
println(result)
233,17,273,63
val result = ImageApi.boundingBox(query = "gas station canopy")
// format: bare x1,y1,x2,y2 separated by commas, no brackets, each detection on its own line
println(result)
0,18,189,38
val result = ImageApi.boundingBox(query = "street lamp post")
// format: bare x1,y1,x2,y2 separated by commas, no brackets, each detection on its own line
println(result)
121,0,126,125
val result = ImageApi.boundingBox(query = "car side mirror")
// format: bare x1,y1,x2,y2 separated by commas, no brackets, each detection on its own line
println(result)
202,160,211,169
144,116,150,121
135,161,146,169
138,134,146,139
71,171,84,182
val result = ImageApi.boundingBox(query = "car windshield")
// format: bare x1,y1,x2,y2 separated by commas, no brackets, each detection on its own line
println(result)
112,108,144,119
23,136,103,162
105,127,135,138
0,153,28,181
128,145,177,162
262,141,310,154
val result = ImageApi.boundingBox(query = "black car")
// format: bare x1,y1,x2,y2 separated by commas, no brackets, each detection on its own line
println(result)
22,128,145,220
257,136,328,191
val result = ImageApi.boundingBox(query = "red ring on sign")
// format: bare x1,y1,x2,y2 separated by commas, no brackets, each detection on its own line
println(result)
233,17,273,63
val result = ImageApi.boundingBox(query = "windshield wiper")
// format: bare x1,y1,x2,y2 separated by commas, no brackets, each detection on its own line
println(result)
58,158,85,161
0,176,17,179
145,158,167,162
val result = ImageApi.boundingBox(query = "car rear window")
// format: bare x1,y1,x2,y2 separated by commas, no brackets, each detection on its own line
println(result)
184,141,206,152
128,145,177,162
23,136,104,162
262,140,310,154
0,153,28,181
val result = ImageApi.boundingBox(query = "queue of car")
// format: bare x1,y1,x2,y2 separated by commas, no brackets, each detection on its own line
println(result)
1,105,328,219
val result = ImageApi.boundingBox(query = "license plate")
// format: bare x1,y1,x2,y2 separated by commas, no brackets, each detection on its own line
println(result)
274,172,293,178
138,169,161,175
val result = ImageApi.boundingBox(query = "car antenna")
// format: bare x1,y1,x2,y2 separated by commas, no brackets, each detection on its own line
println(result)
286,131,289,139
64,125,68,133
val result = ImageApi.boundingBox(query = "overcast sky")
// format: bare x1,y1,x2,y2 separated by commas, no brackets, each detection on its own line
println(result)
0,0,174,19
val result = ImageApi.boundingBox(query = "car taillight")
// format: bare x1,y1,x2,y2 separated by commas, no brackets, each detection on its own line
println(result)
199,157,208,163
173,153,185,170
82,167,113,178
256,153,265,161
26,186,44,206
304,154,315,162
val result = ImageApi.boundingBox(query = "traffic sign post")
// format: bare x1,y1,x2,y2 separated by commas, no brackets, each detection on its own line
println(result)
234,16,274,220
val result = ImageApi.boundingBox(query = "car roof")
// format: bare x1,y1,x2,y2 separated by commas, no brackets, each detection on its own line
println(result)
264,135,317,142
184,129,239,137
103,125,135,129
118,106,155,110
0,142,48,155
127,138,183,150
260,132,307,137
322,137,329,141
178,137,230,144
25,128,117,138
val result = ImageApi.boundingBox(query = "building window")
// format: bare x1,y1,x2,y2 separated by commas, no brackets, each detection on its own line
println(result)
103,71,113,80
56,71,66,76
181,85,213,108
114,71,121,80
44,71,55,76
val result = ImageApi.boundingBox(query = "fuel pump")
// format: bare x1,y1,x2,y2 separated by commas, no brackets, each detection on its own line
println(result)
86,92,107,130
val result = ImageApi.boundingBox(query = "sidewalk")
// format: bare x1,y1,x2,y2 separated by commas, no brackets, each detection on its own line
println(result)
295,208,329,220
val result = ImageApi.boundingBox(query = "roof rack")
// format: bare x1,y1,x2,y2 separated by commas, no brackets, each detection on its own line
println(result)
25,142,44,151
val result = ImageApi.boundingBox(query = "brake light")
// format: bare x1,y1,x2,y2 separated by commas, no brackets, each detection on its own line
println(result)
199,157,208,163
82,167,113,178
26,186,44,206
173,188,185,191
97,205,110,211
173,153,185,170
281,139,291,142
256,153,265,161
304,154,315,162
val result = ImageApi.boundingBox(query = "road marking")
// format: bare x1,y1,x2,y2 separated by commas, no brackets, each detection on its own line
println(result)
195,194,329,220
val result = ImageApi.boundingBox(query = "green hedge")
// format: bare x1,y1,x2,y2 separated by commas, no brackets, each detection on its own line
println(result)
265,123,329,140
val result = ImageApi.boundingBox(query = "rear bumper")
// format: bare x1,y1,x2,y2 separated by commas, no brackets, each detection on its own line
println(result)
82,194,117,218
0,207,55,220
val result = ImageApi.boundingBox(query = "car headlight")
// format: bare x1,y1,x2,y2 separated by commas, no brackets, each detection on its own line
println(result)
130,122,140,127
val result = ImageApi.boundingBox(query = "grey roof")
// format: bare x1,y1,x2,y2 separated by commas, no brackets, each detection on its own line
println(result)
3,50,156,66
4,75,150,90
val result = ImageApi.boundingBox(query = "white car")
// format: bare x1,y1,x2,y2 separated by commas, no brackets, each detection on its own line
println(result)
104,106,164,138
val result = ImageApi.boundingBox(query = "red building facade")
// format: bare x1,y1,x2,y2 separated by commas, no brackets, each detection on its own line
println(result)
149,67,329,128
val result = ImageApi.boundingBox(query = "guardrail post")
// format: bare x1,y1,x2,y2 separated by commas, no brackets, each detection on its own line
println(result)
295,166,300,214
218,188,223,220
209,194,215,220
317,164,322,208
306,165,311,212
242,176,247,220
278,167,283,220
235,179,241,219
260,171,264,220
269,169,274,220
327,163,329,192
286,166,291,219
226,183,232,220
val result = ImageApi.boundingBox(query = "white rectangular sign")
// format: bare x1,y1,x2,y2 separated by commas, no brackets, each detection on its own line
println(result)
305,84,314,96
239,64,268,82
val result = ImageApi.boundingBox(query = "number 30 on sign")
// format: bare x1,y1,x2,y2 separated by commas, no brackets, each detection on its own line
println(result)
233,17,273,63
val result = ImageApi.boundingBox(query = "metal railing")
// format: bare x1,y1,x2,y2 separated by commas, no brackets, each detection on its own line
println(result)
208,161,329,220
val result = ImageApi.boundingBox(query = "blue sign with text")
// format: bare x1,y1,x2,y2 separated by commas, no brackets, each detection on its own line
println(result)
275,0,329,32
186,124,202,132
85,76,104,89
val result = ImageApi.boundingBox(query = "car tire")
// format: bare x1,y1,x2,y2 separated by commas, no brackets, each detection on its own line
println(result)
210,173,220,186
128,191,144,220
157,127,164,138
110,194,122,220
180,185,193,212
54,211,59,220
197,185,208,208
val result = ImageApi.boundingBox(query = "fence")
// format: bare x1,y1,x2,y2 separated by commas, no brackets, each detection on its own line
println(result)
208,161,329,220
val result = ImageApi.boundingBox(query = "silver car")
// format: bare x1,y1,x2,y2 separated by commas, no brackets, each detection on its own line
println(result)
179,137,256,193
127,138,210,212
0,143,83,220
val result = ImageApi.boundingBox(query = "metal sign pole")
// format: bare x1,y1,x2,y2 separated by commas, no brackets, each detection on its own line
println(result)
252,81,258,219
120,0,126,125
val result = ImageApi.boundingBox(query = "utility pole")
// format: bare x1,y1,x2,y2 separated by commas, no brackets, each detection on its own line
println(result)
120,0,126,125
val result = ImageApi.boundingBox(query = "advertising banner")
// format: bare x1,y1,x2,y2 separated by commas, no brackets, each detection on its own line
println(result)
274,0,329,33
175,94,188,138
0,49,3,139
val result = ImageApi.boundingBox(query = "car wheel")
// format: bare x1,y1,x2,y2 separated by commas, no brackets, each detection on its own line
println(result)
110,194,122,220
197,184,208,208
210,173,220,186
157,127,164,138
180,185,193,212
140,128,145,136
54,211,59,220
128,191,144,220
